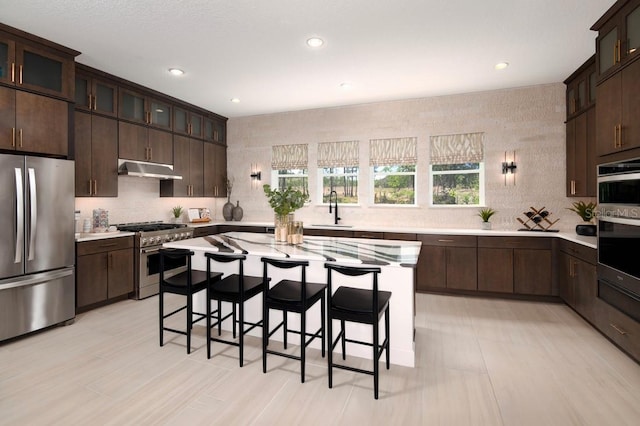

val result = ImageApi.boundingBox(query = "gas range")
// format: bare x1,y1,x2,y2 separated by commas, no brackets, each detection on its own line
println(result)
116,222,194,248
115,222,194,299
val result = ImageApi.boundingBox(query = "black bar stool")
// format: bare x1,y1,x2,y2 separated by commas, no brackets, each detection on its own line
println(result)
261,257,326,383
324,263,391,399
159,248,222,354
205,252,267,366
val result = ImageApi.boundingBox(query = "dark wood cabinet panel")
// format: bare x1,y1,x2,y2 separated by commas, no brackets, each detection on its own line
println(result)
148,128,173,164
558,240,597,322
353,231,384,239
76,237,134,311
75,71,118,117
416,245,446,291
384,232,417,241
593,296,640,362
76,252,108,307
75,112,118,197
161,135,202,197
118,121,147,161
193,225,218,237
204,142,227,197
621,57,640,149
446,247,477,290
514,249,552,295
15,91,68,156
478,248,514,293
107,248,134,298
304,228,354,238
0,87,66,156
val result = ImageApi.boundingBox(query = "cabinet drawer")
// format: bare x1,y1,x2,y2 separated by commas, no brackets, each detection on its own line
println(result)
594,298,640,362
77,236,133,256
418,234,477,247
558,240,597,264
384,232,417,241
477,236,551,249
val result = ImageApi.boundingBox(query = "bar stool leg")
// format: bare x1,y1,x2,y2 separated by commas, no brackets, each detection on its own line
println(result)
239,300,244,367
385,306,390,369
186,293,193,354
327,311,333,389
374,315,379,400
301,310,306,383
262,296,268,374
283,311,288,349
321,293,326,357
159,287,164,347
341,319,346,360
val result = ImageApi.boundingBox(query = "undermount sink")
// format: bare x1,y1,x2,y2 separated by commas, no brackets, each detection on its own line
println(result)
309,224,353,228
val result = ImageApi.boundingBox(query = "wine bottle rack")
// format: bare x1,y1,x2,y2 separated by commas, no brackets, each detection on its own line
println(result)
517,206,559,232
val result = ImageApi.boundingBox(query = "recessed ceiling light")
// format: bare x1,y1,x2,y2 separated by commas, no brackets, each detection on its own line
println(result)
494,62,509,70
306,37,324,48
230,98,240,103
340,82,352,89
168,68,184,76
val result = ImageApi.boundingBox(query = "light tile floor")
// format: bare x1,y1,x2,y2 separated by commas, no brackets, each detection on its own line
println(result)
0,293,639,425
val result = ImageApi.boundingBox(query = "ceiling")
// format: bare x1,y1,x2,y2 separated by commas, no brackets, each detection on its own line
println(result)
0,0,615,118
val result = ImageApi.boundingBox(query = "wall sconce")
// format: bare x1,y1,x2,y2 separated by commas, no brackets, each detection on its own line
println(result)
501,151,517,185
250,163,261,188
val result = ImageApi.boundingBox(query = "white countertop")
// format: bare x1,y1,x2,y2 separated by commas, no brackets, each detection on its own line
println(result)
188,221,597,249
164,232,422,267
75,231,135,242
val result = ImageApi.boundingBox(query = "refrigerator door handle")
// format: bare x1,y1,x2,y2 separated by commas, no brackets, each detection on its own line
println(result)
0,267,74,290
14,168,24,264
27,167,37,261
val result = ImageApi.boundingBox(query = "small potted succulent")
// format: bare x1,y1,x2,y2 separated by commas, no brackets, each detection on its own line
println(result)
171,205,184,223
477,207,497,230
567,200,597,236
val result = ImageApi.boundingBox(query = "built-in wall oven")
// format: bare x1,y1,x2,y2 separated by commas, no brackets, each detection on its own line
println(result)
597,159,640,322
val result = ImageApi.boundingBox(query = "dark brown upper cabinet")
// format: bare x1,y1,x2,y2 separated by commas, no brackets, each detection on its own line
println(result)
119,87,172,131
174,107,203,139
204,115,226,144
75,70,118,117
0,25,78,101
592,0,640,80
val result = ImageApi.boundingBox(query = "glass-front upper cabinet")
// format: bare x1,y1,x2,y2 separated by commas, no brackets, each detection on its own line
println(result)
204,116,226,144
75,73,117,117
0,37,15,85
598,27,619,75
627,4,640,57
14,43,75,100
173,107,202,138
119,88,146,123
149,99,171,130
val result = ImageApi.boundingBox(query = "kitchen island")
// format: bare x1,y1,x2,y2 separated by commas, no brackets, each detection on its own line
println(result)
163,232,421,367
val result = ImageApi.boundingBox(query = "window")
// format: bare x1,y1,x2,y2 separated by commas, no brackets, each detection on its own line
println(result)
319,167,359,203
370,137,417,205
372,165,416,205
270,144,309,195
430,162,484,205
429,132,484,206
317,141,359,204
271,168,308,196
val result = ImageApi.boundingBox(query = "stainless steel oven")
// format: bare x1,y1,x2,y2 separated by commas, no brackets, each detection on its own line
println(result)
597,159,640,322
116,222,194,299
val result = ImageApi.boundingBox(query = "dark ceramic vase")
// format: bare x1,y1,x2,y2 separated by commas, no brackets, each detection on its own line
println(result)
222,200,234,221
232,200,243,221
575,223,596,236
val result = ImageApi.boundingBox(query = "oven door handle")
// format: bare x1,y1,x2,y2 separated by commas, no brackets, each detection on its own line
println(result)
141,247,161,254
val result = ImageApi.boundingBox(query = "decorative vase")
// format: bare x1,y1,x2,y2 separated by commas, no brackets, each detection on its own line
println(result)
222,199,234,221
232,200,244,221
481,221,492,230
274,213,293,242
575,223,596,236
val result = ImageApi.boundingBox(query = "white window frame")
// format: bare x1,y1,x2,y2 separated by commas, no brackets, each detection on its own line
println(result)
429,162,485,207
370,165,417,206
270,168,309,191
317,166,360,205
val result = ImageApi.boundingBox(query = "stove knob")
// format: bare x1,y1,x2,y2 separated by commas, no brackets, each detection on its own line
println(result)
141,237,147,246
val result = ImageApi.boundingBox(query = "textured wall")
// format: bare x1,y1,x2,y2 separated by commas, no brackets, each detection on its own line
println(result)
226,83,590,231
76,83,592,231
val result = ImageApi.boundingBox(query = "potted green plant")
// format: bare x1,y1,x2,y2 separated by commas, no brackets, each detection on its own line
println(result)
567,201,597,236
263,184,309,241
172,205,184,223
477,207,497,230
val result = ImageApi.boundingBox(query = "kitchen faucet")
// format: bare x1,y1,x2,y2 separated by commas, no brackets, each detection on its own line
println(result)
328,190,341,225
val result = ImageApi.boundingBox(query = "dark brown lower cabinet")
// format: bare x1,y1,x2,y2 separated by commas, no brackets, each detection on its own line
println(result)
558,239,597,321
76,236,134,311
477,236,553,296
416,235,477,292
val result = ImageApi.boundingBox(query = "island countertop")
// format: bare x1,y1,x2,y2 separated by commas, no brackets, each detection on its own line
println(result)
163,231,421,267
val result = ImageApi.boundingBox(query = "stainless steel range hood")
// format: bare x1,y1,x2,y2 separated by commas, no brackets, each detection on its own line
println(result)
118,159,182,180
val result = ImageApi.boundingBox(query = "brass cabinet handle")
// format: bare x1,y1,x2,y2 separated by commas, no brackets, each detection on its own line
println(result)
93,95,97,110
437,239,454,243
610,323,627,335
11,128,15,147
570,180,576,195
94,180,98,195
18,65,23,85
149,146,152,160
18,128,23,147
10,62,15,83
615,40,621,63
88,180,93,196
88,94,93,109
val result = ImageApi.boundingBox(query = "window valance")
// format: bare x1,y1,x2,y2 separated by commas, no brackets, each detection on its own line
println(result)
271,144,308,170
429,132,484,165
317,140,359,167
370,137,417,166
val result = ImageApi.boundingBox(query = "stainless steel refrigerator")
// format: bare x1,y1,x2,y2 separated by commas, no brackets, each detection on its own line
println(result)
0,154,75,342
